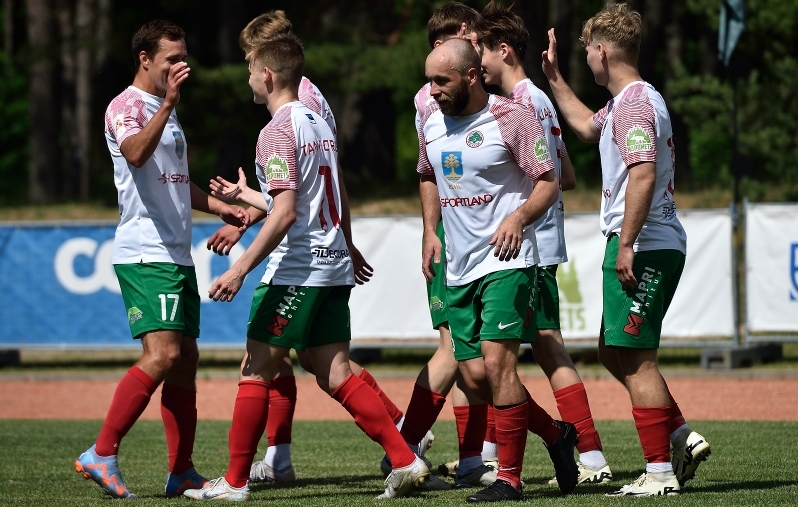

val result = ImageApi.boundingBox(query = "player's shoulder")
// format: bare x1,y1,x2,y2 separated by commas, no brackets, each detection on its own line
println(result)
489,94,535,120
615,81,657,108
106,87,146,114
414,83,433,110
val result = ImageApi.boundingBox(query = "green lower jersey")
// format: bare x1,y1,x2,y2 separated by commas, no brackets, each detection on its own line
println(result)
247,284,352,351
114,262,200,339
446,266,537,361
601,236,685,349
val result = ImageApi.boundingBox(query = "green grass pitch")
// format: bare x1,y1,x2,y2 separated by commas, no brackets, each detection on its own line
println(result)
0,420,796,506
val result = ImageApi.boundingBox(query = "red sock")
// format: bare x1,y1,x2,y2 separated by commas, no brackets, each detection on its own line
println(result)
494,401,528,490
399,383,447,446
632,406,671,464
668,391,687,434
485,404,496,443
161,383,197,474
358,368,404,425
95,367,158,456
554,383,603,453
266,375,296,446
225,380,270,488
523,387,561,446
332,374,415,469
454,403,488,459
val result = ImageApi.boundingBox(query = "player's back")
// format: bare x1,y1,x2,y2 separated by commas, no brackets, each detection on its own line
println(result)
255,102,353,287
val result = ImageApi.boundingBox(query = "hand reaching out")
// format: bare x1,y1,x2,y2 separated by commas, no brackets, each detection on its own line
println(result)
210,168,248,203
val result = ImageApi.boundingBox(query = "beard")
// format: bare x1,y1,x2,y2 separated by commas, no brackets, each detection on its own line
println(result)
436,77,471,116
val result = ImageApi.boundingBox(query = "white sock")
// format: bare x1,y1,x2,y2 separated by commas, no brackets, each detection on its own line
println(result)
265,443,292,469
395,415,405,431
646,462,674,474
457,456,483,475
481,441,497,462
578,450,607,469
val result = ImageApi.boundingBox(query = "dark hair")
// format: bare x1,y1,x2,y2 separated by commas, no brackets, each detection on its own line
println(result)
427,2,485,49
482,2,529,62
249,32,305,90
131,20,186,71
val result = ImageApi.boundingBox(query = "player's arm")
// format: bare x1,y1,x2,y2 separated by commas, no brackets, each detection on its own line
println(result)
120,62,190,167
189,181,250,232
541,29,600,143
616,161,656,290
208,189,297,302
338,166,373,285
560,153,576,191
206,207,267,256
420,174,442,282
491,169,559,261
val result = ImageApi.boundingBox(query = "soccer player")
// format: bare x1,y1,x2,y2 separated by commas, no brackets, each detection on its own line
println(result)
419,38,578,502
479,1,612,486
183,32,430,501
541,3,710,496
205,10,411,485
75,20,251,499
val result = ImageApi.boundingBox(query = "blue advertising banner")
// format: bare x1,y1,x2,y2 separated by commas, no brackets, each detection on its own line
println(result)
0,221,262,348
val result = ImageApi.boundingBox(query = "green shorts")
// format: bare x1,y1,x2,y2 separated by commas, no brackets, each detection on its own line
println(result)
114,262,200,339
447,267,537,362
536,265,561,330
601,236,685,349
247,283,352,350
426,221,449,329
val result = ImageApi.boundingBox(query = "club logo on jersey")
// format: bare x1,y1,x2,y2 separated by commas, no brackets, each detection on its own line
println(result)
465,130,484,148
790,243,798,301
534,138,551,163
114,114,126,138
626,127,652,153
429,296,444,312
305,113,317,124
265,155,290,182
442,152,463,189
172,131,185,162
127,307,143,325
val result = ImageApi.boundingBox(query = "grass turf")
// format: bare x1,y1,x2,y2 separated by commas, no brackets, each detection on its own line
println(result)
0,420,796,505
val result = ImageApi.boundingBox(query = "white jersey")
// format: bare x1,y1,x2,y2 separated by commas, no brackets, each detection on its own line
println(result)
298,76,336,136
418,94,555,286
104,86,193,266
255,101,354,286
593,81,686,253
509,79,568,266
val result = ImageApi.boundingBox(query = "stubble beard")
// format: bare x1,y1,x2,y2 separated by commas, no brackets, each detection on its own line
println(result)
437,77,471,116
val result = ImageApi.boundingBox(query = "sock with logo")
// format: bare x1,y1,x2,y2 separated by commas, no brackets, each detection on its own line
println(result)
161,383,197,475
494,400,528,490
332,373,415,469
554,383,603,453
358,368,404,425
523,387,562,446
225,380,270,488
632,406,672,465
266,375,297,447
454,403,488,461
95,366,158,457
399,383,448,447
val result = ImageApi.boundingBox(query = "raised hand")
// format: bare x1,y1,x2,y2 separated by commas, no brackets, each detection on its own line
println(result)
541,28,560,80
164,61,190,108
210,168,248,203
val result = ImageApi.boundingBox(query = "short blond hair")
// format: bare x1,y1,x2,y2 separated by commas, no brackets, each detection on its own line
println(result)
239,10,293,59
249,32,304,90
580,2,641,58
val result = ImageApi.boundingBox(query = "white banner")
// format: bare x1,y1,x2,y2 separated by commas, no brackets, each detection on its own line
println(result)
349,209,735,342
745,203,798,332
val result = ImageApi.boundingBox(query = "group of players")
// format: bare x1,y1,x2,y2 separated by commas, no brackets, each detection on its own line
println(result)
74,0,711,502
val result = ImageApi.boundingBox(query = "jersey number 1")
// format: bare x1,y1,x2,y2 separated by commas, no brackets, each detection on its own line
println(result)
318,165,341,232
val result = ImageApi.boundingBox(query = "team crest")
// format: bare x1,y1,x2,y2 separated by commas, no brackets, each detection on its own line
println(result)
441,152,463,189
534,138,551,163
626,127,652,153
173,131,185,162
465,130,484,148
265,154,290,182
